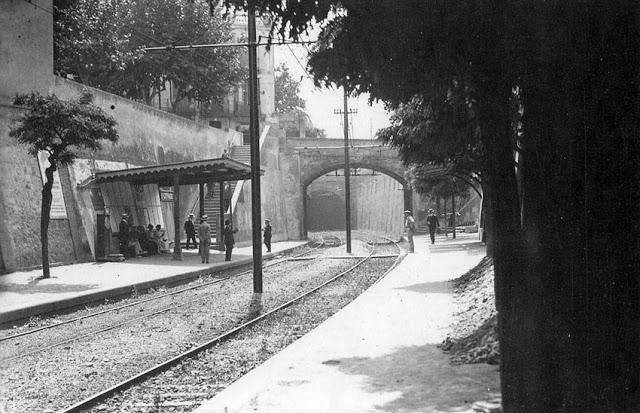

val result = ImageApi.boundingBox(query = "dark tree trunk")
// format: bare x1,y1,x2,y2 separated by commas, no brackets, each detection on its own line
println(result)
481,1,640,411
41,165,56,279
482,90,525,412
442,196,447,236
481,187,494,257
451,192,456,239
513,3,640,410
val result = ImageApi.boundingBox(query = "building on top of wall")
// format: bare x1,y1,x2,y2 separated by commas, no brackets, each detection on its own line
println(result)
158,14,276,144
278,108,326,139
0,1,245,273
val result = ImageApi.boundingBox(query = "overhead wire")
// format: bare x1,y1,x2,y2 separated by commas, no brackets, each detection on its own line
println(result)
18,0,54,15
286,44,313,80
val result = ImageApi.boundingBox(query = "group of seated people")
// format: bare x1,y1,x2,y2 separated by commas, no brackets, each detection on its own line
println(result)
127,224,170,256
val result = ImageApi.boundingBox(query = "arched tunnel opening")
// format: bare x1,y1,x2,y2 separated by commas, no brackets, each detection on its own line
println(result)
305,167,405,236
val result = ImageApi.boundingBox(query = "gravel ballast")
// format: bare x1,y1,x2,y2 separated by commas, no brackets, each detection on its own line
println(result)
0,236,399,412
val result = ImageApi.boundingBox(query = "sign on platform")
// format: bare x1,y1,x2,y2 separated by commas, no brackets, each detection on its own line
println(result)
159,187,174,202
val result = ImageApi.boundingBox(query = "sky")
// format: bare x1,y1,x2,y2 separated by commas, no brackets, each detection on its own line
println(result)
273,41,391,141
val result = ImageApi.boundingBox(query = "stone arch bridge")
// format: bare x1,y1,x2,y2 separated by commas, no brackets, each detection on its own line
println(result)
290,138,412,202
284,138,419,236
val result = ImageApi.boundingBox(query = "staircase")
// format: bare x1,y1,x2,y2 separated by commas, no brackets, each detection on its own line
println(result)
201,145,251,242
230,144,251,164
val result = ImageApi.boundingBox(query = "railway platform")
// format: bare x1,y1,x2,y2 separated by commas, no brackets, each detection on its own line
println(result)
194,233,500,413
0,241,306,326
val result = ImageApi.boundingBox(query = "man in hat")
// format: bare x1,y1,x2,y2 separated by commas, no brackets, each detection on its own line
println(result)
184,213,197,250
263,219,272,252
118,214,130,257
198,215,211,263
426,208,440,244
404,210,416,253
222,219,238,261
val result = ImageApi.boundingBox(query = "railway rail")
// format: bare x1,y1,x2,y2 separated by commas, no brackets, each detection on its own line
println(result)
1,239,334,363
0,237,326,345
0,234,399,411
59,233,400,413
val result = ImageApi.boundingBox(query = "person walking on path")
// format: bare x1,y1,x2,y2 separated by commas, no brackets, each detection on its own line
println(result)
198,215,211,263
184,213,197,250
426,208,440,244
263,219,272,252
222,219,238,261
404,210,416,253
118,214,130,257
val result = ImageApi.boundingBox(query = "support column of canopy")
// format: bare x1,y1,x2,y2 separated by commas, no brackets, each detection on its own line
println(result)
218,181,225,250
199,183,205,219
172,174,182,260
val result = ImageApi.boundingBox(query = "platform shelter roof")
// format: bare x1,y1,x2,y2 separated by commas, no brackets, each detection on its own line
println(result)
94,158,260,186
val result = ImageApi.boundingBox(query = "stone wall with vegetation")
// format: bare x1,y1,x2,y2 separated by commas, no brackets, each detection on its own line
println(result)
0,78,243,273
0,104,77,272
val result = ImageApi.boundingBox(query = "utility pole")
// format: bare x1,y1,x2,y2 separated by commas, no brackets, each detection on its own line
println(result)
141,15,272,292
248,5,262,293
333,89,357,253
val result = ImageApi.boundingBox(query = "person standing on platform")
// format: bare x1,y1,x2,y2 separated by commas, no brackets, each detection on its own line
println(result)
426,208,440,244
198,215,211,263
404,210,416,253
263,219,272,252
184,213,197,250
118,214,130,257
222,219,238,261
154,224,170,253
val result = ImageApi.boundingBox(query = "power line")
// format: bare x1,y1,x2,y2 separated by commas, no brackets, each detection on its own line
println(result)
143,40,315,51
286,44,313,80
18,0,54,15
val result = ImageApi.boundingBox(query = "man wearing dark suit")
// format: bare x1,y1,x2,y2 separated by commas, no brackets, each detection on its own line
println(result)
118,214,130,256
263,219,272,252
184,213,197,249
426,209,440,244
222,219,238,261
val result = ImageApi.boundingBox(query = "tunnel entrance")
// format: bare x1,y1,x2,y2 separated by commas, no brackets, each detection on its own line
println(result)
305,168,404,235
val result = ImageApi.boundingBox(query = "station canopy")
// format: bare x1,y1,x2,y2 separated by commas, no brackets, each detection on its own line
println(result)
95,158,259,186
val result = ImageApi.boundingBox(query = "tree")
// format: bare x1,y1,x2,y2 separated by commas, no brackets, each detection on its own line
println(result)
274,63,306,114
54,0,245,111
10,92,118,278
408,166,472,236
222,1,640,411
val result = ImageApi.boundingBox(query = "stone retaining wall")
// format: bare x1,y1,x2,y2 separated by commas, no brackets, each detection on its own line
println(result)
0,79,242,273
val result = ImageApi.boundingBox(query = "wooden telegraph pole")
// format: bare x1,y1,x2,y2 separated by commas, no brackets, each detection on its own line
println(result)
333,88,357,253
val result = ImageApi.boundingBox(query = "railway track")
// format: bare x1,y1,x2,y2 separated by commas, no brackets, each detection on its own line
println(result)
0,234,401,412
0,238,327,347
58,234,401,413
1,240,337,364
